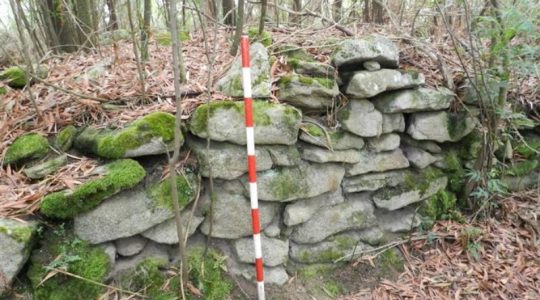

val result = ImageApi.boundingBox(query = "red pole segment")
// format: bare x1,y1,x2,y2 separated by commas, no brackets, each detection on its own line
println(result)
240,34,265,300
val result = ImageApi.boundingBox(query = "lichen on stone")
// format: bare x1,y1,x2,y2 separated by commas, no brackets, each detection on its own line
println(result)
40,159,146,219
0,222,35,244
27,231,110,300
4,133,49,166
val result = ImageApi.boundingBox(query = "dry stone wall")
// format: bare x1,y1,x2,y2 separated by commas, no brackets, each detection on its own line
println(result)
2,35,539,295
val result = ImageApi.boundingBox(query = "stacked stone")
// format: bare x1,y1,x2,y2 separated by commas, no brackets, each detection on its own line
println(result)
3,37,538,294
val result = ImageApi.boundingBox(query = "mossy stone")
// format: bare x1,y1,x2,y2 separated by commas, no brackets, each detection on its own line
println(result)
155,30,190,46
248,27,272,47
0,66,27,88
24,154,68,179
420,190,463,228
55,125,77,151
75,112,178,159
27,232,110,300
379,248,404,273
277,45,315,61
40,159,146,219
514,137,540,158
146,172,198,211
508,159,538,176
4,133,49,166
0,220,36,244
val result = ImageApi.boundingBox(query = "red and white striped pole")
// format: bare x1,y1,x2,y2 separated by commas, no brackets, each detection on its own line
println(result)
240,34,265,300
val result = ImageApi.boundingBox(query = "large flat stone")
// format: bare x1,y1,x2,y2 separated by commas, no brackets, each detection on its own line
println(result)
346,69,425,98
338,99,383,137
407,111,477,142
373,87,454,113
189,100,302,145
402,145,440,169
74,187,174,244
283,188,345,226
290,231,374,263
382,113,405,133
234,237,288,267
376,207,420,233
342,170,408,193
299,125,365,150
373,176,448,211
290,193,376,244
332,35,399,69
188,138,299,179
278,74,339,110
367,133,400,152
248,161,345,201
300,143,361,163
345,149,410,176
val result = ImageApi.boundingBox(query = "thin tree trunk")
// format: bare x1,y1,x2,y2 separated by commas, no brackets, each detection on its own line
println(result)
168,0,189,289
292,0,302,25
222,0,236,26
73,0,95,47
333,0,342,22
258,0,268,34
107,0,118,30
363,0,370,22
372,0,384,24
141,0,151,60
229,0,245,56
126,0,146,101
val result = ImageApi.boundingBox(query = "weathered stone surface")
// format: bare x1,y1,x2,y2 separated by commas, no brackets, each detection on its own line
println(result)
345,149,410,176
249,161,345,202
291,193,377,243
264,215,281,238
78,58,112,81
290,60,336,77
283,188,345,226
74,187,175,244
346,69,425,98
23,154,67,179
299,125,365,150
407,111,477,142
363,61,381,71
74,112,177,158
234,264,289,286
332,35,399,69
110,242,171,279
216,42,271,98
190,100,302,145
200,193,279,239
373,87,454,113
367,134,400,152
98,242,116,267
300,143,360,163
0,219,37,294
373,176,448,211
342,170,408,193
115,235,147,257
55,125,77,151
278,75,339,109
141,213,204,244
188,138,299,179
290,232,373,263
338,100,383,137
382,113,405,133
376,207,420,233
402,145,440,169
502,168,540,192
400,134,442,153
234,237,288,267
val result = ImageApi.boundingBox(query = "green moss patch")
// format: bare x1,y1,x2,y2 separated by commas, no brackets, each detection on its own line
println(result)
514,137,540,158
0,66,27,88
447,112,471,141
420,190,464,228
76,112,177,159
155,30,190,46
379,248,404,273
0,86,7,95
55,125,77,151
305,123,325,137
280,74,334,89
269,167,308,200
146,172,198,211
248,27,272,47
27,232,110,300
40,159,146,219
120,248,232,300
0,220,36,243
4,133,49,166
277,45,315,61
508,159,538,176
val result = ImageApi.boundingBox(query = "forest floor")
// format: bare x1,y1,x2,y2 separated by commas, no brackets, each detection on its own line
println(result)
1,26,539,299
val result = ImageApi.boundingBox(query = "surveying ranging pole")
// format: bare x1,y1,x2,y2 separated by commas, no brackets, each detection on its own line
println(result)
240,34,265,300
